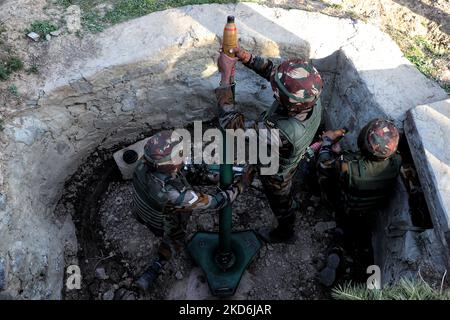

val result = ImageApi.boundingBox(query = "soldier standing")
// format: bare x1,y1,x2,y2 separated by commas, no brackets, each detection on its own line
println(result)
217,47,324,243
316,119,402,286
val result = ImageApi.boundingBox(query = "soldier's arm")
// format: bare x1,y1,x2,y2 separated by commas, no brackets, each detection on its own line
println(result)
243,55,275,82
183,164,219,185
166,181,244,212
215,84,246,130
316,137,342,178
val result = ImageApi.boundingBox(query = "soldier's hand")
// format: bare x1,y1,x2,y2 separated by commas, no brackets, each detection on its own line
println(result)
218,51,238,85
231,47,252,64
321,128,346,142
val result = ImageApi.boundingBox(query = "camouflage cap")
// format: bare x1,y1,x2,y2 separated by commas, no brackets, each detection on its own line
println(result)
361,119,399,159
144,130,184,173
270,59,323,112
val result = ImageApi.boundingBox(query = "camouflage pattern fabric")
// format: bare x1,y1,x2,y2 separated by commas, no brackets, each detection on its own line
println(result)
215,55,324,229
269,59,323,113
143,130,184,174
259,166,297,226
361,119,399,159
317,125,402,214
134,165,242,261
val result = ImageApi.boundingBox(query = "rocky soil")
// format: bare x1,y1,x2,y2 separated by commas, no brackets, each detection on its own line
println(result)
60,145,349,300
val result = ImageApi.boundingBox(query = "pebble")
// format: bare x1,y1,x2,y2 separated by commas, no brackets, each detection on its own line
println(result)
45,34,51,41
27,32,40,41
175,271,183,280
310,195,321,207
102,289,115,300
50,30,61,36
314,221,336,233
95,267,109,280
122,292,136,300
115,197,123,205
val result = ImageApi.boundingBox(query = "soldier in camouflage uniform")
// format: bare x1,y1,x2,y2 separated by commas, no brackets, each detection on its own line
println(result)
217,47,323,243
316,118,402,286
133,130,252,291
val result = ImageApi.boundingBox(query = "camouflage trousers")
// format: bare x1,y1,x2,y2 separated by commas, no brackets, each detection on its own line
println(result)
145,210,189,262
260,167,298,229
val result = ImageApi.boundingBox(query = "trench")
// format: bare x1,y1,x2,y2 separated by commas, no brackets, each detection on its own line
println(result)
57,122,432,300
58,122,338,300
1,4,448,300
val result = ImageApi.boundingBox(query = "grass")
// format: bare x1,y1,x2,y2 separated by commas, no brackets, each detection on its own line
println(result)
55,0,244,33
404,35,449,92
0,56,24,81
0,118,3,131
329,3,342,10
387,25,449,93
25,20,58,38
102,0,242,25
332,278,450,300
27,63,40,75
8,84,19,97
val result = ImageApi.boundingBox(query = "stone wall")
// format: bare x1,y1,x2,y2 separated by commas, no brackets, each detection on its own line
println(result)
0,3,447,298
405,99,450,265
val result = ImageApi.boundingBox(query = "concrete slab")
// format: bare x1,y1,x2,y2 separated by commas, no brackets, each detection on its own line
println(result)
405,99,450,254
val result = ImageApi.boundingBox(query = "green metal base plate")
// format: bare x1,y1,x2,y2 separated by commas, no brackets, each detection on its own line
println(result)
187,231,262,298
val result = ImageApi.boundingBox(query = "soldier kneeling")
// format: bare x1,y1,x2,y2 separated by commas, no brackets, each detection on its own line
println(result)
132,130,252,291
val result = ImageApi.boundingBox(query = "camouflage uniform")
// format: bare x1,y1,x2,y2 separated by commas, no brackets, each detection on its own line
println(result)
216,56,323,233
133,132,244,261
317,119,402,215
316,119,402,283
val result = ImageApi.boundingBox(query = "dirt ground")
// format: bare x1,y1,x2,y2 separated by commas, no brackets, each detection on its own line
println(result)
59,133,355,300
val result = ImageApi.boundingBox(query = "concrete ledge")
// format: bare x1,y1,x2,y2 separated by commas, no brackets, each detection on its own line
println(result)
405,99,450,256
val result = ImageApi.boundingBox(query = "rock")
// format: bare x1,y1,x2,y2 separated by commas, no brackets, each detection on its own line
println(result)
50,30,61,37
314,221,336,233
65,5,81,34
27,32,40,41
310,195,321,207
307,206,315,214
120,95,137,112
95,267,109,280
175,271,183,280
122,291,136,300
102,289,115,300
45,34,51,41
115,197,123,205
5,116,48,146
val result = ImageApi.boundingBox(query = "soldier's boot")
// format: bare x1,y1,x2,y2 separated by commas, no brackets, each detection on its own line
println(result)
318,245,343,287
258,206,297,244
136,259,164,292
